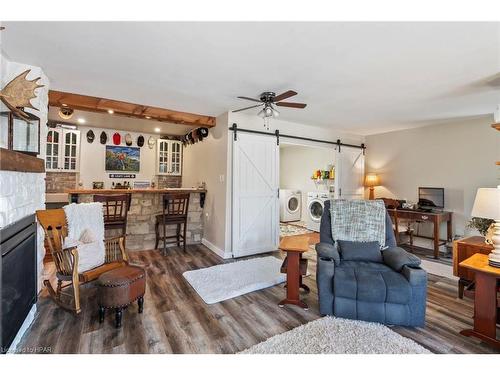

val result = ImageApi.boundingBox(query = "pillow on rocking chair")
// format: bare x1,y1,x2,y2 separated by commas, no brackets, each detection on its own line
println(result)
63,229,105,273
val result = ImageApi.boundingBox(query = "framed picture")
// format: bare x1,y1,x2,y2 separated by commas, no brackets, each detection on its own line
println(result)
105,145,140,172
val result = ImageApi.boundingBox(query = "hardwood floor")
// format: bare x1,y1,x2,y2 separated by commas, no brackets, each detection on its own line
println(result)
16,240,499,354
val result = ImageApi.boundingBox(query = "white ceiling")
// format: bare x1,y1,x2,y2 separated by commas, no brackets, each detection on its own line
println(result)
47,106,193,136
2,22,499,135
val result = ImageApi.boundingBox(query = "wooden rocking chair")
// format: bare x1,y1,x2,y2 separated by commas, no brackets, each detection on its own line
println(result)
36,208,129,314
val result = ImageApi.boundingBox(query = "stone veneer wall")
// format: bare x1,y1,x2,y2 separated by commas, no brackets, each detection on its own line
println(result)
45,172,78,193
78,192,203,251
157,175,181,189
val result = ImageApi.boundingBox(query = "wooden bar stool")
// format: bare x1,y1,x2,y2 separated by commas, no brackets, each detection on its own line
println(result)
155,193,190,255
93,194,130,244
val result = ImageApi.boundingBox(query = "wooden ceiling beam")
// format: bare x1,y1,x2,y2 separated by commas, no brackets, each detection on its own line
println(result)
48,90,216,128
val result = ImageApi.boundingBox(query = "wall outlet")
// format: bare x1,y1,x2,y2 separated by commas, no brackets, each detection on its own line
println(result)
219,174,225,183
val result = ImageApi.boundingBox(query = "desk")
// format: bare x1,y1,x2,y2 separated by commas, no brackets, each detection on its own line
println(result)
387,209,453,259
459,254,500,349
278,236,309,310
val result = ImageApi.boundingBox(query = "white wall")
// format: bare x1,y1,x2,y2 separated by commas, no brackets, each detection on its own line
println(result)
365,115,500,237
279,144,336,221
77,126,160,189
182,113,230,258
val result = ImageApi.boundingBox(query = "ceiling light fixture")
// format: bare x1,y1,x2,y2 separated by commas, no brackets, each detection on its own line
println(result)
77,118,86,124
145,116,151,119
107,109,114,114
61,103,68,107
154,127,160,133
258,104,279,119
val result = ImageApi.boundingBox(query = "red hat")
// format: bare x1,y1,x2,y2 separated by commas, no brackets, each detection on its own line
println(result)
112,132,121,145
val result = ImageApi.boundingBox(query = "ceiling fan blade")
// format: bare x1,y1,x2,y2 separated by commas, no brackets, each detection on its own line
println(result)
273,90,297,102
232,104,263,113
275,102,307,108
237,96,262,103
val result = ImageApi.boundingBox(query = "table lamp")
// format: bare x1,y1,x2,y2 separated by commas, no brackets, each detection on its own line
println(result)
365,173,380,200
471,187,500,267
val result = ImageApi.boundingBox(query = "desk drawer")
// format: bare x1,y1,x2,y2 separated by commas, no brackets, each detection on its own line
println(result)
415,214,433,222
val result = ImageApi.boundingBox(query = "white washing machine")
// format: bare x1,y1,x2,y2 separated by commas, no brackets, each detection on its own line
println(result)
307,191,335,232
279,189,302,222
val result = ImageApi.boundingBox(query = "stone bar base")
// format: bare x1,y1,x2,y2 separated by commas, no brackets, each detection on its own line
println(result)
76,192,204,251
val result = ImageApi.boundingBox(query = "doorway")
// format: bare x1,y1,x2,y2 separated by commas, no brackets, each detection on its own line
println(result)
231,131,365,258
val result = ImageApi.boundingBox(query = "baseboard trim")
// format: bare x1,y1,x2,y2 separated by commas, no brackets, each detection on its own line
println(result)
202,238,232,259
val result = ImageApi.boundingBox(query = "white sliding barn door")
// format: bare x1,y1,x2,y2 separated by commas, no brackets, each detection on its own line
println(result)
232,132,279,257
338,147,365,200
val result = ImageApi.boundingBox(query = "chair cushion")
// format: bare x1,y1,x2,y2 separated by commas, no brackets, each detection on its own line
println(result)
334,261,412,304
337,240,383,263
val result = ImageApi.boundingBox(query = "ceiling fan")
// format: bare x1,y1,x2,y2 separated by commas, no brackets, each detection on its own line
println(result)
233,90,307,118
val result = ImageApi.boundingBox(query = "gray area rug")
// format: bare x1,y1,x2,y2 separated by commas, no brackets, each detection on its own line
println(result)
241,316,431,354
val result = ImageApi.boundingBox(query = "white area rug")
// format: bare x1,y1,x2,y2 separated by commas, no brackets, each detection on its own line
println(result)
241,316,431,354
183,256,285,304
420,259,458,280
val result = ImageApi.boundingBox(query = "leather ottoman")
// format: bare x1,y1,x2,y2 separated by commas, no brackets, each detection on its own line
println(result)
97,265,146,328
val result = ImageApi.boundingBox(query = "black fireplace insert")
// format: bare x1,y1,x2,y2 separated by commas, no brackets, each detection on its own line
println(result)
1,214,37,354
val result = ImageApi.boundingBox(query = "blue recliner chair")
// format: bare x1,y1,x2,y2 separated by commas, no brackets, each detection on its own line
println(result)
316,200,427,327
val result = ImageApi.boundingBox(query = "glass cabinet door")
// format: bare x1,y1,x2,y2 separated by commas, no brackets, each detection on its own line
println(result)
64,131,78,171
46,129,60,170
170,141,182,175
158,140,169,174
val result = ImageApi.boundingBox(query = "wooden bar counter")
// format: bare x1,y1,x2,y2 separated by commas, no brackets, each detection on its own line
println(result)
66,188,206,251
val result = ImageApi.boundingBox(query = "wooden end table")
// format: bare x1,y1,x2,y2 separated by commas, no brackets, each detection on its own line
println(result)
278,236,309,310
459,253,500,349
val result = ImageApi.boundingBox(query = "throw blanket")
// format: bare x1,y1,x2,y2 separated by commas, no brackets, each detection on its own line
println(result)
329,199,386,248
63,202,106,272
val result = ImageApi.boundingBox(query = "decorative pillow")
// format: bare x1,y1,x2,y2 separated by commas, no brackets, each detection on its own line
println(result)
337,240,383,263
63,228,105,273
76,241,105,273
79,228,97,244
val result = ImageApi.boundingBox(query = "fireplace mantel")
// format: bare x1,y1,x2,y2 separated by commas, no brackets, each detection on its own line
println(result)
0,148,45,173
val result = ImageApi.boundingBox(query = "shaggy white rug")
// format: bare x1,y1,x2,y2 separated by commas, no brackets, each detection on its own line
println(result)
183,256,285,304
241,316,431,354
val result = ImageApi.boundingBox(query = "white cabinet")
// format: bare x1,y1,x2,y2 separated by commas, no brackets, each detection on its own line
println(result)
157,139,182,176
45,128,80,172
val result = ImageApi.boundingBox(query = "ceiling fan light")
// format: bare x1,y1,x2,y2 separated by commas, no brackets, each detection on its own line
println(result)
264,106,273,117
272,107,280,117
257,108,266,118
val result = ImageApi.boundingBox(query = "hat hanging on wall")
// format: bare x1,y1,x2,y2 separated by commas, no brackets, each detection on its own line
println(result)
197,127,209,139
125,133,132,146
112,132,121,145
100,131,108,144
86,130,95,143
148,136,156,149
137,135,144,147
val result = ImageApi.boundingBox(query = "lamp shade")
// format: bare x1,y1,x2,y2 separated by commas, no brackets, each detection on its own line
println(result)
364,173,380,187
471,188,500,220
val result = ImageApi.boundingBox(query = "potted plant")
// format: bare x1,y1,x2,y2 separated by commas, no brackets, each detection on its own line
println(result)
467,217,495,244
